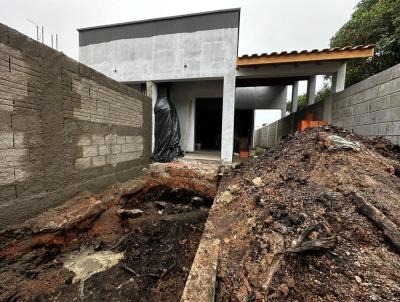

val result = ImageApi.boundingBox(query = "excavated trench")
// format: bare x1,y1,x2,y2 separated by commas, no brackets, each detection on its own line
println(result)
0,163,220,302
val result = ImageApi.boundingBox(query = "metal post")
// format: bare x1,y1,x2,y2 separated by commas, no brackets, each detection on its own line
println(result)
56,34,58,50
41,26,44,43
36,26,39,41
51,34,53,48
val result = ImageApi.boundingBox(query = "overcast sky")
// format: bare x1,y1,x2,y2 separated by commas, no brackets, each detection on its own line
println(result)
2,0,359,60
1,0,360,125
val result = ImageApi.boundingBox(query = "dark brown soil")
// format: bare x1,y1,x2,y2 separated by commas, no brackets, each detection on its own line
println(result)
0,186,212,302
212,126,400,301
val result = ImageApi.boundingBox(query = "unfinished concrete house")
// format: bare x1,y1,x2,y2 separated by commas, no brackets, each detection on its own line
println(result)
78,8,374,162
2,4,400,302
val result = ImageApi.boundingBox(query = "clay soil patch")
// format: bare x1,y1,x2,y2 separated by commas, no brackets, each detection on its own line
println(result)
0,163,218,302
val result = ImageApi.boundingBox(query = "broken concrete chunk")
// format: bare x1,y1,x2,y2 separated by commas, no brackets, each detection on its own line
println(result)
326,135,361,152
252,177,264,187
219,191,234,205
63,249,124,284
227,184,240,194
117,209,143,219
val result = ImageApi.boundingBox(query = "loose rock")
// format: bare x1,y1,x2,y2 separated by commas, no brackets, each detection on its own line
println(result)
251,177,264,187
117,209,143,219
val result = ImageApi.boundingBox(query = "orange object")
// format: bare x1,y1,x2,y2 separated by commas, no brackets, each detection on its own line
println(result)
298,120,327,132
239,151,249,158
309,120,327,128
305,112,314,121
298,120,310,132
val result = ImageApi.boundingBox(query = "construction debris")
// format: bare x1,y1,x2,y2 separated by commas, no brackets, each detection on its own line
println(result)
2,125,400,301
318,132,362,151
183,126,400,302
0,162,220,302
117,208,144,219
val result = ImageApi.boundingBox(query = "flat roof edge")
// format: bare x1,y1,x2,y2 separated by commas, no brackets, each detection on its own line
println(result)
77,8,241,32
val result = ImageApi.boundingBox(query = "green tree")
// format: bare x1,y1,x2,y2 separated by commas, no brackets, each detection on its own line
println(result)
330,0,400,87
286,77,332,113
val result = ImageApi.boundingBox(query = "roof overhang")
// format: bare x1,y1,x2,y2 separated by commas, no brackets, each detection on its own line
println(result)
236,76,309,87
236,45,375,68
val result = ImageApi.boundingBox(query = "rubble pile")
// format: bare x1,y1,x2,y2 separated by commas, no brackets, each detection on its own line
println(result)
212,126,400,301
0,162,219,302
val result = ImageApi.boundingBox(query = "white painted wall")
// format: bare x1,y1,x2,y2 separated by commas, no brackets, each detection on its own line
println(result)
170,80,223,152
170,80,290,154
79,28,238,82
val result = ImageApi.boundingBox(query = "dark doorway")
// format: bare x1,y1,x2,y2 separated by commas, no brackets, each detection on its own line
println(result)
234,109,253,153
195,98,222,151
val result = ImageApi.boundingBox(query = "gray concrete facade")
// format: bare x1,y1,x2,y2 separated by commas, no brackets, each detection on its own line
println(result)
79,9,243,162
78,8,352,162
79,9,240,82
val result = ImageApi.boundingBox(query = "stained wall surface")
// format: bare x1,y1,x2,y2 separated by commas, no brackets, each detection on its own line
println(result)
0,23,151,228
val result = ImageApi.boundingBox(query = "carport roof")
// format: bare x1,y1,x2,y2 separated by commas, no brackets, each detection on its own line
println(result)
237,45,375,67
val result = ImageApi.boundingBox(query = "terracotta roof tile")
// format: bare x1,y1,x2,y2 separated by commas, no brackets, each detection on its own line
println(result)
238,45,375,60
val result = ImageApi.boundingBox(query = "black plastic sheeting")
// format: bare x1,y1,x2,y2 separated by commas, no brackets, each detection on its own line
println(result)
153,96,184,162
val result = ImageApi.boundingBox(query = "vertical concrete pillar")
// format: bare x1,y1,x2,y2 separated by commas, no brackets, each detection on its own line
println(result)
291,81,299,113
332,62,347,93
187,98,196,152
307,75,317,105
146,81,157,152
251,110,256,148
280,86,288,118
221,74,236,163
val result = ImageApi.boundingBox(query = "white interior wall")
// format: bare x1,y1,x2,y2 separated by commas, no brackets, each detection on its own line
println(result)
170,80,223,152
170,81,291,153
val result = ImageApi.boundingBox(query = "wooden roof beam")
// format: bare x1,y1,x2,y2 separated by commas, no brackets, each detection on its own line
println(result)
236,48,374,67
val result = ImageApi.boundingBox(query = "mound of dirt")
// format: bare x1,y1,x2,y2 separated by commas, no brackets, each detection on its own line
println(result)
0,162,219,302
212,126,400,301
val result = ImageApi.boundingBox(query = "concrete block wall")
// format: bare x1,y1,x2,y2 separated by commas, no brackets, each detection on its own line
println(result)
0,23,151,228
332,63,400,143
254,64,400,149
254,102,324,148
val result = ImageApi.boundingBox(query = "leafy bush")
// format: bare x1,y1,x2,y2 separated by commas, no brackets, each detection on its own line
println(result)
330,0,400,87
